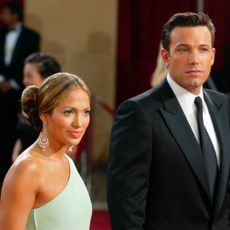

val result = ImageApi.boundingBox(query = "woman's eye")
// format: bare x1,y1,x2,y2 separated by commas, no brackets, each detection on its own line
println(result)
83,109,91,117
64,110,73,116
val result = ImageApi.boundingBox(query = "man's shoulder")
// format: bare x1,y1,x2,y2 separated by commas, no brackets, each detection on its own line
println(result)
21,26,40,38
205,89,230,111
130,88,155,102
205,89,228,102
117,87,163,115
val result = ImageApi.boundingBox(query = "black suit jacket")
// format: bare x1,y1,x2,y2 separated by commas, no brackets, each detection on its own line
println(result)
0,26,40,87
107,80,230,230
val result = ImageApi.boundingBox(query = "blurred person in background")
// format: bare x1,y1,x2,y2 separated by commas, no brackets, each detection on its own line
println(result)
0,2,40,187
12,52,61,162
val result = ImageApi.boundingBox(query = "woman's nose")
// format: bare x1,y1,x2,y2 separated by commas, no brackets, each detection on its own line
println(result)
72,115,82,127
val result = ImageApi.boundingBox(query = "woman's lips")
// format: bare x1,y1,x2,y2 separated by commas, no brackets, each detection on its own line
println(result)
68,130,82,138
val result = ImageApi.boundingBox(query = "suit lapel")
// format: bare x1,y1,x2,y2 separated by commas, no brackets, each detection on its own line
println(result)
0,33,6,65
204,92,230,216
158,81,211,200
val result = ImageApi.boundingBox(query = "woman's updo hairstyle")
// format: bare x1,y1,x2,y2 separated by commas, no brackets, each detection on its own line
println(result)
21,72,90,131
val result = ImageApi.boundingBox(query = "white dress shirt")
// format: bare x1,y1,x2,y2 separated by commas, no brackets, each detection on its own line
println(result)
167,75,220,166
4,23,22,66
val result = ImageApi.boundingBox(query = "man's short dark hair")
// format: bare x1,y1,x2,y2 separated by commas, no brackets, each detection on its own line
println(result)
4,2,23,21
161,12,215,51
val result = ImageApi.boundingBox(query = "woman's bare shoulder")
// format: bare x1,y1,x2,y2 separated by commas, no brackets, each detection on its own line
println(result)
3,149,43,189
0,149,43,228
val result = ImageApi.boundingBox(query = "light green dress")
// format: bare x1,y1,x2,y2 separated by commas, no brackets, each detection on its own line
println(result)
25,155,92,230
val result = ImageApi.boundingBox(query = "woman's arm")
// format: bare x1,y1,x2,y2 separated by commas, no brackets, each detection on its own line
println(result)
0,157,39,230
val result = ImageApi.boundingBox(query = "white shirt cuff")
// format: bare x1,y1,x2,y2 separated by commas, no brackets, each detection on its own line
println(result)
0,75,5,82
9,79,20,90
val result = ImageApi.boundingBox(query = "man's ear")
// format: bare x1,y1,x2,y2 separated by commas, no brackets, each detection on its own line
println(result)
161,48,170,69
211,47,216,66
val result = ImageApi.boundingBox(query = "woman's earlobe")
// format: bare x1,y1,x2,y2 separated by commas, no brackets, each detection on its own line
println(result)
39,114,47,123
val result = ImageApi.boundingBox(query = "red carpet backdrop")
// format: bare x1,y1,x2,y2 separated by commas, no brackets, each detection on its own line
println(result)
90,210,111,230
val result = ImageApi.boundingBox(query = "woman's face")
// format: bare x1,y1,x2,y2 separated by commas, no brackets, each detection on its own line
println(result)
23,63,45,87
43,88,90,148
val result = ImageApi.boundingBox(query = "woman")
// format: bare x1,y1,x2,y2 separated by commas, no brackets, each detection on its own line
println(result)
12,52,61,162
23,52,61,87
0,73,92,229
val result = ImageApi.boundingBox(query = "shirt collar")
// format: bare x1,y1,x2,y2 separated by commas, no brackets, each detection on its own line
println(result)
167,74,206,113
8,23,22,33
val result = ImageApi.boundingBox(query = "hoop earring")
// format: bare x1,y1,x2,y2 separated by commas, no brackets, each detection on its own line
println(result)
38,122,49,152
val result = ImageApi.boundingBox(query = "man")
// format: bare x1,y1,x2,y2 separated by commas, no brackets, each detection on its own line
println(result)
107,12,230,229
0,2,40,187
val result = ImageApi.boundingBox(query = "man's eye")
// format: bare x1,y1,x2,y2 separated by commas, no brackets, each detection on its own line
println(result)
178,48,187,52
200,48,209,52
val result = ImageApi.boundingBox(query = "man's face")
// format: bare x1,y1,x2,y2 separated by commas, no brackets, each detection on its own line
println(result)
1,8,16,27
161,26,215,95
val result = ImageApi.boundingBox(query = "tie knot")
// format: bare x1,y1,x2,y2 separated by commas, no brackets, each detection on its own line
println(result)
195,97,203,110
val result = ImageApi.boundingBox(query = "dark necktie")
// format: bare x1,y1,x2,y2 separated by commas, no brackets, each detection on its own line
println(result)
194,97,218,197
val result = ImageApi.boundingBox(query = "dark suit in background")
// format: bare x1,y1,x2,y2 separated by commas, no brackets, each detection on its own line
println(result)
0,3,40,186
107,12,230,229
